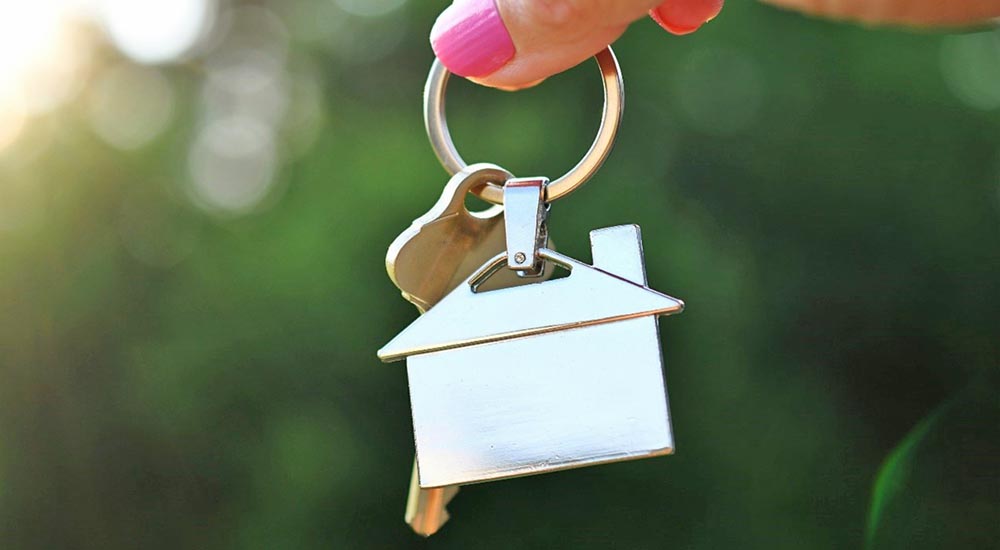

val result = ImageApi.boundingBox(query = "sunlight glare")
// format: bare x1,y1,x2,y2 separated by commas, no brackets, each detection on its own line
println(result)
0,89,26,152
0,2,66,92
0,0,93,150
100,0,214,64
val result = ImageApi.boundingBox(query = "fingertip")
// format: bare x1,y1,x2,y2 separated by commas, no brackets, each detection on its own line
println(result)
649,11,701,35
430,0,516,78
650,0,724,36
430,0,642,89
468,76,547,91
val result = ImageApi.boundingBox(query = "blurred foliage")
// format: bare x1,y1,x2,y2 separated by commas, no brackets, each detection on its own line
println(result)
0,1,998,549
867,373,1000,550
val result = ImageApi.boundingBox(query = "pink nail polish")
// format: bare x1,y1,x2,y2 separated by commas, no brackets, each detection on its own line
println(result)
430,0,515,78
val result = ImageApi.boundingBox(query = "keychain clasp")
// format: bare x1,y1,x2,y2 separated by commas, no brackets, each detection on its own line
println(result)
503,177,549,276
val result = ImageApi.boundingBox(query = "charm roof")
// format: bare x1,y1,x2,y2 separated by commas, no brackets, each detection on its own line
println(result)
378,248,684,362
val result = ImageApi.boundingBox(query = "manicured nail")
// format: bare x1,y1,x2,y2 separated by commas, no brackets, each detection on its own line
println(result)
430,0,515,78
650,0,724,36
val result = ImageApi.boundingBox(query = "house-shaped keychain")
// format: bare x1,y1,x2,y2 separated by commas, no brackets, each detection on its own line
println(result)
379,224,685,488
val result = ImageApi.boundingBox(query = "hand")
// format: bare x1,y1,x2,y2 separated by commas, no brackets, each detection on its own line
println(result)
430,0,1000,90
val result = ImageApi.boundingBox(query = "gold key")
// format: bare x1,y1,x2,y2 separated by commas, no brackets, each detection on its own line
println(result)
385,163,554,536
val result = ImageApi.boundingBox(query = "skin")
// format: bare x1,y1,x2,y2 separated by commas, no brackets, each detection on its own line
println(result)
452,0,1000,89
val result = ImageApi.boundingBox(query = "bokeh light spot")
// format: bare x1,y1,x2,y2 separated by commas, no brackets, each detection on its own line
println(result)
673,48,765,136
187,116,277,215
940,31,1000,111
203,49,289,128
211,5,290,64
100,0,215,64
19,32,89,116
199,5,291,130
88,64,176,150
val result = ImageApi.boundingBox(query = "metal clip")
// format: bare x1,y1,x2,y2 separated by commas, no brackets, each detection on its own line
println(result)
503,177,548,275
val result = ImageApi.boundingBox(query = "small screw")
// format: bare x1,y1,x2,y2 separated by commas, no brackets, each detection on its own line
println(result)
514,252,527,263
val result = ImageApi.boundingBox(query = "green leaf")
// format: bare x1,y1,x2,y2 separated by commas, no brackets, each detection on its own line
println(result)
867,375,1000,550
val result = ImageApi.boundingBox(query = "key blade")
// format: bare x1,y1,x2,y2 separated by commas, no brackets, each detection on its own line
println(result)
404,460,459,537
385,165,558,537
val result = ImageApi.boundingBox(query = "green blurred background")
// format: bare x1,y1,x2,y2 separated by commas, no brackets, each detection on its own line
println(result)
1,1,998,548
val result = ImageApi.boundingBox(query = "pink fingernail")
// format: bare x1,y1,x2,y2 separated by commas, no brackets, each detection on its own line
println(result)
430,0,515,78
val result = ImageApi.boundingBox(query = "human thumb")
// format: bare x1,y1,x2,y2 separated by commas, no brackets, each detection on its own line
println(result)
430,0,724,89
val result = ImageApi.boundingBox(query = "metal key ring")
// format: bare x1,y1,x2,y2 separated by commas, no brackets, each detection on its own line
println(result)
424,46,624,205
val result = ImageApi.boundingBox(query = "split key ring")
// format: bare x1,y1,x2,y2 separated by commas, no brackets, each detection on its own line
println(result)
423,47,624,205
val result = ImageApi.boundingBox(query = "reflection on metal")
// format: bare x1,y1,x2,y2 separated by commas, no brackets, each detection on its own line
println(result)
502,177,548,274
403,462,458,537
379,244,683,362
380,225,684,489
385,163,557,535
392,49,681,535
385,163,554,313
423,47,624,204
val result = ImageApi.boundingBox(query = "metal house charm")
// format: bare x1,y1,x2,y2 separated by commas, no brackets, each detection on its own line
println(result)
380,47,689,535
378,224,684,488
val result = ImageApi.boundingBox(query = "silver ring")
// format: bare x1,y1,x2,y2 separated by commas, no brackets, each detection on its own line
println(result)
423,47,624,205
